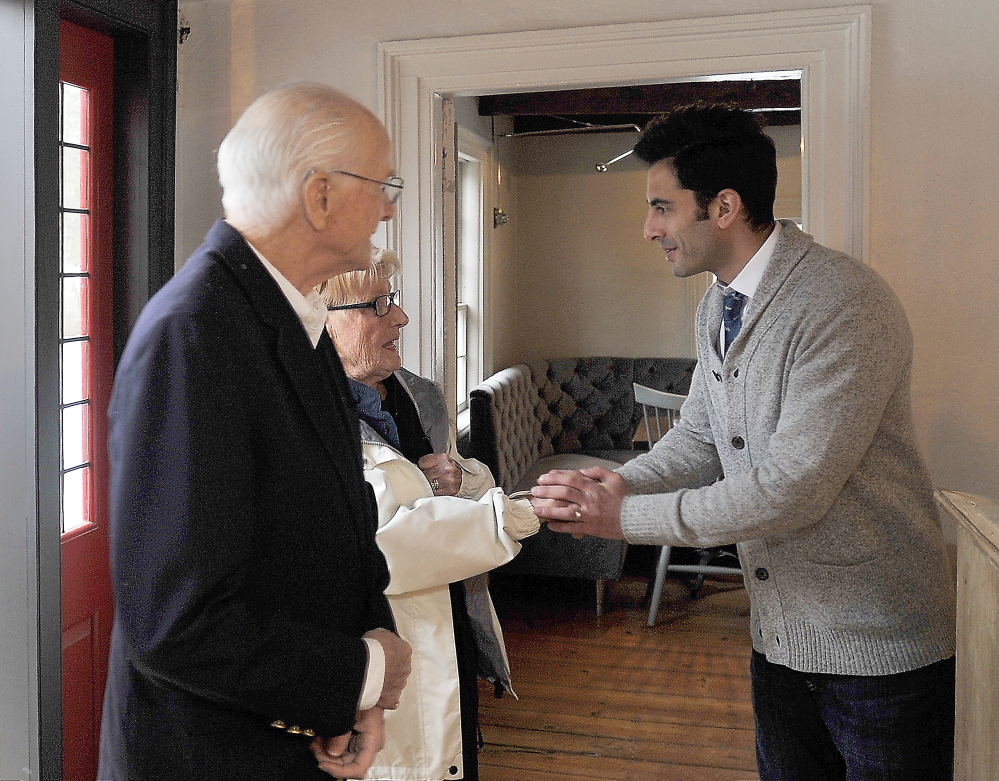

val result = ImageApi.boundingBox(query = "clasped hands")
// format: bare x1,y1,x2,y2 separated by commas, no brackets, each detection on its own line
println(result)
310,706,384,779
528,466,628,540
311,627,411,779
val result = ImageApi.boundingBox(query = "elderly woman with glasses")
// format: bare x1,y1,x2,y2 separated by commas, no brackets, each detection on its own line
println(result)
321,248,538,781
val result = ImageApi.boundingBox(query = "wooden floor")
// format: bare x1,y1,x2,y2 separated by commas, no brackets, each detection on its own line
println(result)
477,561,758,781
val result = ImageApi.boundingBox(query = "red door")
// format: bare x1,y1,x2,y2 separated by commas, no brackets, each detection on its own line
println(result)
59,19,115,781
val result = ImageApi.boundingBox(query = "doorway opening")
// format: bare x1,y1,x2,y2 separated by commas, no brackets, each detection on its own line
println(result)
379,8,870,416
452,74,803,385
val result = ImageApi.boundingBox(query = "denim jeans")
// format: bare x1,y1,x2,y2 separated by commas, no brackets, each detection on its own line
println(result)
751,651,955,781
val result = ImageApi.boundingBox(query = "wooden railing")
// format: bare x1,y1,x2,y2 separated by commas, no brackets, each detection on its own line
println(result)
935,489,999,781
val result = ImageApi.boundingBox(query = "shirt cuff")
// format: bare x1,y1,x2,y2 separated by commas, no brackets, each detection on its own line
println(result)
358,637,385,711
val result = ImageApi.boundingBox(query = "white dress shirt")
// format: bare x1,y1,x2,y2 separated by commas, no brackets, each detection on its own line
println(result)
716,221,781,355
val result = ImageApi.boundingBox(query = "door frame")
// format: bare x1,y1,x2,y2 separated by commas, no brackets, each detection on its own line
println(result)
378,6,871,383
7,2,177,778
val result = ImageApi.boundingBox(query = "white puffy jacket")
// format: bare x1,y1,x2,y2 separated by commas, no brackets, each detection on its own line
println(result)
364,371,537,780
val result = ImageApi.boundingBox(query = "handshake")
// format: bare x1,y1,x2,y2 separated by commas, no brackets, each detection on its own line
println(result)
509,465,628,541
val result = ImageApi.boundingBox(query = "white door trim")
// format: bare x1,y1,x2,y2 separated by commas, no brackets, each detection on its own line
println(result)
379,6,871,381
0,3,39,777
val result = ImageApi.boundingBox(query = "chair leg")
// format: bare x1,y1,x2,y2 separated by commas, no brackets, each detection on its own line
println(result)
595,579,606,617
646,545,672,626
688,548,713,597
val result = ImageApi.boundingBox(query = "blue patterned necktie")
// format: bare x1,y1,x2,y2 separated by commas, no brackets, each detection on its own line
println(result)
722,290,747,356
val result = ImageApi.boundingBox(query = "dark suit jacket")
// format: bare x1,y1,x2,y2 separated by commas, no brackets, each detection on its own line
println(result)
98,220,394,780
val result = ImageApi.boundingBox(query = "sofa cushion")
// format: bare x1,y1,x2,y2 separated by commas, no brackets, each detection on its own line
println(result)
512,454,626,494
584,449,640,465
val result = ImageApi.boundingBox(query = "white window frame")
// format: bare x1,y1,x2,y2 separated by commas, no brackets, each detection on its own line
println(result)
455,126,493,420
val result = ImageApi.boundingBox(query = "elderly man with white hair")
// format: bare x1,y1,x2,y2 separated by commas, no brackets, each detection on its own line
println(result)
98,83,411,781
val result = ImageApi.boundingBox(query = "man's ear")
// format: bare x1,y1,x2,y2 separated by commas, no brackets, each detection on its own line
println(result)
302,171,331,231
714,188,744,229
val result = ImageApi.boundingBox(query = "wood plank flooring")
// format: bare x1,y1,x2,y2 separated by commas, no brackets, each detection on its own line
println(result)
477,562,758,780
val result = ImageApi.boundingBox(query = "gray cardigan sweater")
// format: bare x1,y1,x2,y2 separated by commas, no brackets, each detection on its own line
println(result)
618,221,955,676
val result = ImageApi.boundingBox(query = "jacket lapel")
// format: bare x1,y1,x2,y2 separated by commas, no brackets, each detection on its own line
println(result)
275,324,361,467
738,220,815,337
207,220,361,467
696,221,815,364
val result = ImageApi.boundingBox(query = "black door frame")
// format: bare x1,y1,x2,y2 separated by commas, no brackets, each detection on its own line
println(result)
34,1,176,775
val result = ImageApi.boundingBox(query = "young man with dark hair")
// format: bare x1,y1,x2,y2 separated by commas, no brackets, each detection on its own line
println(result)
532,103,956,781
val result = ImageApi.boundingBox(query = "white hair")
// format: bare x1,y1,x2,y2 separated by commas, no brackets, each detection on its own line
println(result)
318,247,401,307
217,82,380,233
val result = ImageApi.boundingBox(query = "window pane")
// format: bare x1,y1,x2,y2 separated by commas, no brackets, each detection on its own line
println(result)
62,211,89,273
61,146,89,210
62,402,89,470
63,276,89,338
62,341,88,404
456,149,484,408
61,83,88,147
457,355,467,408
456,305,468,359
62,466,90,533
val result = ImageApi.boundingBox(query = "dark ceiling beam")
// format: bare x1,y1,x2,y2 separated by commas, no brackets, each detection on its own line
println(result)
480,80,801,130
479,80,799,116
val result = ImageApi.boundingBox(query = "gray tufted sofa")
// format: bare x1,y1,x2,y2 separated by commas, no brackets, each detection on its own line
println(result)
468,357,696,612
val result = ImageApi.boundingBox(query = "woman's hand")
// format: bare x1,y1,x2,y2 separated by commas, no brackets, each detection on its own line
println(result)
417,453,462,496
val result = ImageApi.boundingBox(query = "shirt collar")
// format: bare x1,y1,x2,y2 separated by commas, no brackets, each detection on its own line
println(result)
722,221,781,300
246,241,328,348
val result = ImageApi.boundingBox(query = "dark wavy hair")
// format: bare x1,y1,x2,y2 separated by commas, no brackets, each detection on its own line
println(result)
633,102,777,231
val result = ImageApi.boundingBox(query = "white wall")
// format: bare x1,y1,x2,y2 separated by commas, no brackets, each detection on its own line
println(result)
494,124,801,363
452,95,492,143
769,124,802,223
176,0,999,503
502,130,699,362
0,2,37,777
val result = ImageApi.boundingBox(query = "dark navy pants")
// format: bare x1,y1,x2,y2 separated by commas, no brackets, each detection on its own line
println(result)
751,651,955,781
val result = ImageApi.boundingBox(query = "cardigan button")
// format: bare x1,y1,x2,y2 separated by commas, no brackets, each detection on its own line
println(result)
448,766,459,775
755,567,770,581
731,436,745,449
733,368,740,378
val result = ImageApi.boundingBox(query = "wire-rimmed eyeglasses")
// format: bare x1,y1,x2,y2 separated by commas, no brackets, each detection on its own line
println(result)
327,290,401,317
324,170,404,205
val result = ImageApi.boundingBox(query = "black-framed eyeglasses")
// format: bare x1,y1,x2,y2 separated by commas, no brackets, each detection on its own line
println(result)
327,290,401,317
327,170,404,205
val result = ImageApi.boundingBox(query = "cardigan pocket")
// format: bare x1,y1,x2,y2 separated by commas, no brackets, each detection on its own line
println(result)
794,558,912,632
